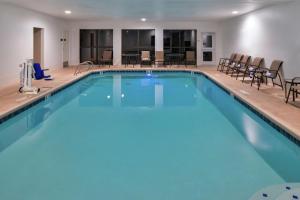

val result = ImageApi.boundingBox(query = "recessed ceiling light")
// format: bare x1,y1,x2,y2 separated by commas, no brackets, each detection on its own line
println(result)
64,10,72,14
232,11,239,15
141,18,147,22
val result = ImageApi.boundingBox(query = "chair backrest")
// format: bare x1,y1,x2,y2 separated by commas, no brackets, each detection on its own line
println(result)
186,51,196,61
155,51,164,62
230,53,236,61
270,60,283,76
240,55,251,65
141,51,150,60
234,54,243,63
251,57,264,68
33,63,44,80
270,60,283,72
102,50,112,60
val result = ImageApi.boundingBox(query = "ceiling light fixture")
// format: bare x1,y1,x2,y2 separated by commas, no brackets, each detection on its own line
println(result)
141,18,147,22
232,11,239,15
64,10,72,14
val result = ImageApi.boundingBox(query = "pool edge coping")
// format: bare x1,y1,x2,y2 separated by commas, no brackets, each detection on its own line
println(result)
0,68,299,145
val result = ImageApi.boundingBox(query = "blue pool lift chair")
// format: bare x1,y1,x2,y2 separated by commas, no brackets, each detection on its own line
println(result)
33,63,53,80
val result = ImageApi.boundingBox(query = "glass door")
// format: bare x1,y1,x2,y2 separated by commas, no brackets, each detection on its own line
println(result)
202,32,216,63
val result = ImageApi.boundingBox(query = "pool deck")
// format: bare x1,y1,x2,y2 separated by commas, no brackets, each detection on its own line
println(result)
0,65,300,141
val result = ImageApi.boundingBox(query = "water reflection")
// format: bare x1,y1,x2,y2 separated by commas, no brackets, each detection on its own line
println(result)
197,75,300,181
78,73,197,108
0,79,90,153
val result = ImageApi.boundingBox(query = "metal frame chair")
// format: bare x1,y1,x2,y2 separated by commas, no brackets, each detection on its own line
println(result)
225,54,243,74
155,51,165,67
217,53,236,71
99,50,113,67
240,57,264,82
141,51,152,67
262,60,284,90
286,77,300,103
251,60,283,90
230,55,251,77
185,51,196,67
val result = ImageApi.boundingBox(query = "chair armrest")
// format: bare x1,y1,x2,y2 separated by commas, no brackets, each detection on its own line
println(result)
258,67,269,71
292,77,300,84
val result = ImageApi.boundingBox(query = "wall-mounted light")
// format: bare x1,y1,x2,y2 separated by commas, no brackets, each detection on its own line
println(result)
232,11,239,15
140,18,147,22
64,10,72,14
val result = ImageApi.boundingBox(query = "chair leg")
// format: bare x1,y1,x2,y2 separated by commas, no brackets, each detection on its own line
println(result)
242,72,247,83
236,70,240,80
217,60,223,71
278,74,284,90
251,75,255,87
226,67,230,74
232,69,237,77
230,68,235,77
286,87,292,103
293,89,296,101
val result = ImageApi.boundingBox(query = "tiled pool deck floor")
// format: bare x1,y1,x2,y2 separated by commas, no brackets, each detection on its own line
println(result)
0,65,299,141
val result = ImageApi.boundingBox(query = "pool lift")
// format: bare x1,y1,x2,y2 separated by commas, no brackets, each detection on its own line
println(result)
19,59,40,94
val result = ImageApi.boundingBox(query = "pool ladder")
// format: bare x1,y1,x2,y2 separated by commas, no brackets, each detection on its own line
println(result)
74,61,94,76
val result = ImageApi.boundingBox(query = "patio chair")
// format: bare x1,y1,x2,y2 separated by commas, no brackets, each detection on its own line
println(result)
261,60,284,90
99,50,113,67
240,57,264,82
217,53,236,71
141,51,152,67
155,51,165,67
225,54,243,74
230,55,251,77
185,51,196,67
286,77,300,103
250,60,283,90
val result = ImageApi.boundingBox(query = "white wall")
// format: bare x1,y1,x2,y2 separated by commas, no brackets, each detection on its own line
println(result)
0,3,66,87
221,1,300,78
67,20,223,66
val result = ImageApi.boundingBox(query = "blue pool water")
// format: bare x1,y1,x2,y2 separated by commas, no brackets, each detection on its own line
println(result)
0,72,299,200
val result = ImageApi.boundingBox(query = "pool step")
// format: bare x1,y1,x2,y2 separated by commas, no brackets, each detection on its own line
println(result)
250,183,300,200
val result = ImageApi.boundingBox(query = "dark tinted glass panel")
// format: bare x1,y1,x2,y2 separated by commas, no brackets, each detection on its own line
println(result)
80,29,113,64
171,31,180,47
164,31,171,47
203,35,213,48
98,30,113,47
203,51,213,61
163,30,197,64
122,30,138,51
140,30,154,47
121,29,155,64
80,30,97,48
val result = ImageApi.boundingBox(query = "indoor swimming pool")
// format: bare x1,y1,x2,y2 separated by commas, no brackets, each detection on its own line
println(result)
0,71,299,200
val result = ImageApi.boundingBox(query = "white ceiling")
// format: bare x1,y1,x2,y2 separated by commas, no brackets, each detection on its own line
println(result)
0,0,293,21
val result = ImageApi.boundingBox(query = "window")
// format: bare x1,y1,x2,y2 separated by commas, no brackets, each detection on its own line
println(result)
121,29,155,64
163,30,197,64
80,29,113,64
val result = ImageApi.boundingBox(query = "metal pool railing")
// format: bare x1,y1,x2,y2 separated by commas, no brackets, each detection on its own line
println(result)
74,61,94,76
